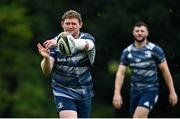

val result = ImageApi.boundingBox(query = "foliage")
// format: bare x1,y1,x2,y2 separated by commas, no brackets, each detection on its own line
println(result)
0,3,55,117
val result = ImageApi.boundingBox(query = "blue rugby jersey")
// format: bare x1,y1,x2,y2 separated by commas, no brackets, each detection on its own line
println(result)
120,42,165,91
49,32,95,100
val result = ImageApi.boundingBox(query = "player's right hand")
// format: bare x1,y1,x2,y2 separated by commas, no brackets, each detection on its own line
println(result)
112,94,123,109
37,43,50,58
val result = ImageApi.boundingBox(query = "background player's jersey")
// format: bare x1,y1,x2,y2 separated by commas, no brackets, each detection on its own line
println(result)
49,32,96,100
120,42,165,91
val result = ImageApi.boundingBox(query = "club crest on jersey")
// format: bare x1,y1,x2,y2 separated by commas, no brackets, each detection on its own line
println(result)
145,51,151,58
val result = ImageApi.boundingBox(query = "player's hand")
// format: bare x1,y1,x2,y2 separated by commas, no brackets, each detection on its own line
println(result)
112,93,123,109
169,92,178,106
43,39,57,49
37,43,50,58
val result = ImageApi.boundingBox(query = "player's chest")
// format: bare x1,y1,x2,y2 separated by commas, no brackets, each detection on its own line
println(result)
127,50,153,63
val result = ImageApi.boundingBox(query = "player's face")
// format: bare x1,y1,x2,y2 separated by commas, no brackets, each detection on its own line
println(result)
61,18,83,38
133,26,149,43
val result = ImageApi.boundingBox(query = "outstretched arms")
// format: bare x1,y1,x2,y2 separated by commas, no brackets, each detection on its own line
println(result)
43,32,94,51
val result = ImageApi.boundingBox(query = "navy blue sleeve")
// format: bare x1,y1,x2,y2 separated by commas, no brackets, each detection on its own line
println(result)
48,47,58,60
120,48,129,66
81,33,95,42
152,45,166,64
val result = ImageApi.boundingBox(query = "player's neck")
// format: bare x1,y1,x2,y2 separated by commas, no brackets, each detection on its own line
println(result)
73,31,80,39
135,39,147,48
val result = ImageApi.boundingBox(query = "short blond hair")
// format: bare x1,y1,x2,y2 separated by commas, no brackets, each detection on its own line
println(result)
62,10,82,22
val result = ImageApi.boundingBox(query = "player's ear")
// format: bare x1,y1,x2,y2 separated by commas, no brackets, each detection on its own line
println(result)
61,21,64,27
132,29,135,36
145,27,149,37
79,21,83,28
146,30,149,37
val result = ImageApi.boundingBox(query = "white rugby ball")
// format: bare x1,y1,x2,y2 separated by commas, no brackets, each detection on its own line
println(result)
57,35,75,56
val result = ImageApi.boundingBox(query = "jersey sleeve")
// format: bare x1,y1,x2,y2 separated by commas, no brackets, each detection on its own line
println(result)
48,47,58,60
81,33,95,43
120,48,129,66
152,45,166,64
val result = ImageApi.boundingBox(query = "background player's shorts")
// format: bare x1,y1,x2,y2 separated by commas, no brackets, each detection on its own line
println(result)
54,96,91,118
130,89,159,115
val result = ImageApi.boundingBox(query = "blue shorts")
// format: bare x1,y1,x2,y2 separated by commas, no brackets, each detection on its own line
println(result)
130,89,159,115
54,96,92,118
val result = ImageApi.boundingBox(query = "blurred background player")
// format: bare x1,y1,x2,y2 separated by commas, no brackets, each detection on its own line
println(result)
112,21,178,118
37,10,96,118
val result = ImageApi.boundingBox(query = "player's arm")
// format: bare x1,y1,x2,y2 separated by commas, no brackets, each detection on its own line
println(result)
37,43,55,75
41,56,55,75
112,64,127,109
43,32,94,51
43,34,60,48
74,39,94,51
43,38,58,49
61,32,95,51
158,60,178,106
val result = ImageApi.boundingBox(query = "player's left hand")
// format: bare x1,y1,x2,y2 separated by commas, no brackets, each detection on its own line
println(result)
112,94,123,109
43,39,57,49
169,92,178,106
43,32,71,49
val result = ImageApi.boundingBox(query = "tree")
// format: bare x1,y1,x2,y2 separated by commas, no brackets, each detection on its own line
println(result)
0,3,55,117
